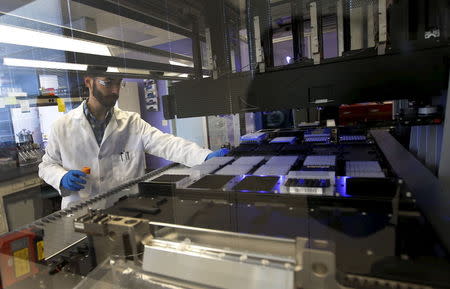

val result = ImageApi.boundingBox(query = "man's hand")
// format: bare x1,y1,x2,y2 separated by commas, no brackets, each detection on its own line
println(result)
205,148,230,161
60,170,87,191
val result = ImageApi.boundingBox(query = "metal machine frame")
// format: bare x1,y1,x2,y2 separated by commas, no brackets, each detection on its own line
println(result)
166,0,450,117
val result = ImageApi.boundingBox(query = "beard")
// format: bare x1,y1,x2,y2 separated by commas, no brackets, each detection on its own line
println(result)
92,83,119,108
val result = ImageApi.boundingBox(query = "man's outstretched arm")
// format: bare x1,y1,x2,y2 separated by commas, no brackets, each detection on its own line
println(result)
139,118,211,167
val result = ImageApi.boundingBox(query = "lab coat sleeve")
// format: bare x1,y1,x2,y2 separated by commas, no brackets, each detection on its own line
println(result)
139,118,212,167
38,123,69,196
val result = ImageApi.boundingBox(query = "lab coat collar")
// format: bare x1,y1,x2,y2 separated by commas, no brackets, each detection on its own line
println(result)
72,101,86,119
101,110,118,145
73,101,126,120
73,100,124,147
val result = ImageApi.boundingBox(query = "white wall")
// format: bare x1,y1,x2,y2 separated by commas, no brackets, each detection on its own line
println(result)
117,81,141,115
174,116,208,149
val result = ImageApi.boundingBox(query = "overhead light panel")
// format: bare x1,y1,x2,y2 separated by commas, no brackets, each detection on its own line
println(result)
3,58,88,71
169,60,192,67
106,67,120,73
107,67,150,75
164,72,209,78
0,24,111,56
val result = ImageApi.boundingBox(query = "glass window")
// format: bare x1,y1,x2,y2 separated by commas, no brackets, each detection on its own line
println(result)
0,1,448,289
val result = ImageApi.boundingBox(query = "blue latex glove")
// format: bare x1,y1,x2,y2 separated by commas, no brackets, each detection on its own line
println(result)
205,148,230,161
60,170,87,191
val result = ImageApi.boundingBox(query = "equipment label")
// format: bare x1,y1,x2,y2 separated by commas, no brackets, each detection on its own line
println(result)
37,241,44,261
289,187,323,195
13,248,30,278
56,98,66,112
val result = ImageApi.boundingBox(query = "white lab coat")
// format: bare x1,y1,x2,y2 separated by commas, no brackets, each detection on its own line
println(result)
38,101,211,209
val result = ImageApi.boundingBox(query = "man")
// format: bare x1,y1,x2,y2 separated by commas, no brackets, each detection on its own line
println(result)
39,67,228,208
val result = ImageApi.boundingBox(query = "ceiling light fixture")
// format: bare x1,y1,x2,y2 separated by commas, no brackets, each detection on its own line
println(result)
107,67,150,75
3,58,88,71
169,60,192,67
0,24,111,56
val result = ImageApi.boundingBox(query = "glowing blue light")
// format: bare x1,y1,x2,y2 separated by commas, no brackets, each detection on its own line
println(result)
270,137,297,145
339,135,367,142
336,176,352,197
240,132,267,144
240,190,272,194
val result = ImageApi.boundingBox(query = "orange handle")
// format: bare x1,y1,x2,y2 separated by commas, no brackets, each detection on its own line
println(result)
81,167,91,174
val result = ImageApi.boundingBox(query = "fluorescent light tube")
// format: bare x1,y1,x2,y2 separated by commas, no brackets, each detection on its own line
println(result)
3,58,88,71
107,67,150,75
0,24,111,56
106,67,121,73
169,60,192,67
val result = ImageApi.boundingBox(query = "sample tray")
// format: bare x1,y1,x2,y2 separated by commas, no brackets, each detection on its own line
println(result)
232,176,280,192
188,175,236,190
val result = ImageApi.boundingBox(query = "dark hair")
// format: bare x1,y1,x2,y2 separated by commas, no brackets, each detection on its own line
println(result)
85,65,108,77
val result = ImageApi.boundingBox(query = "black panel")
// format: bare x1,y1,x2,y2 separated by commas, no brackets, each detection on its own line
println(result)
138,182,174,197
161,94,176,120
171,77,232,117
346,177,398,198
105,196,172,221
171,46,449,117
231,143,258,156
254,143,285,154
372,130,450,253
171,73,251,118
232,176,280,191
151,175,189,183
188,175,235,190
247,46,450,111
280,144,311,155
112,198,161,216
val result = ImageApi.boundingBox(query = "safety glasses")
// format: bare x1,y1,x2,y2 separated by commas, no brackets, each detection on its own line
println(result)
96,78,123,88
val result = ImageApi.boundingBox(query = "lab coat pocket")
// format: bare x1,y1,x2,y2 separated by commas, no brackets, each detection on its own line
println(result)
112,151,137,182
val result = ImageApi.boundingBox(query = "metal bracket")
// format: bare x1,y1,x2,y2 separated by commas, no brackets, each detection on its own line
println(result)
205,28,217,79
337,0,345,56
74,211,151,265
253,16,265,72
310,2,321,64
378,0,387,55
295,237,348,289
367,1,376,47
390,179,402,225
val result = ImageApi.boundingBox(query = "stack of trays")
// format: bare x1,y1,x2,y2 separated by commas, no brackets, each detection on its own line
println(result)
190,164,222,177
303,155,336,169
345,161,385,178
339,135,366,143
287,170,336,185
232,156,265,166
203,156,234,166
215,165,254,175
253,165,291,176
240,132,268,144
